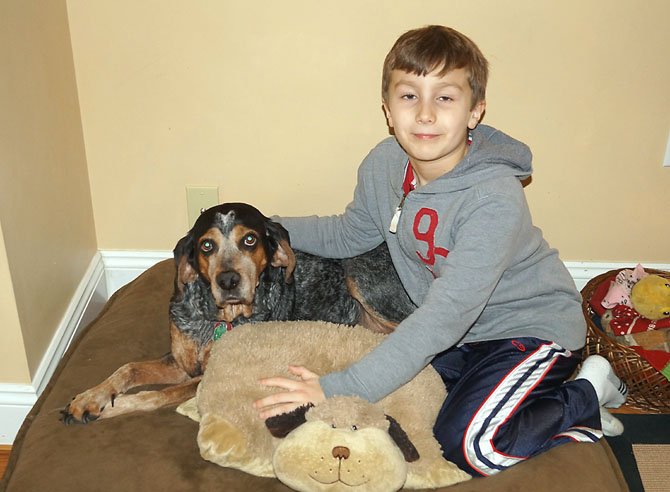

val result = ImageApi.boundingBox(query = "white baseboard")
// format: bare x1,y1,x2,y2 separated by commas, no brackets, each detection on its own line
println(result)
0,251,667,444
97,253,670,297
566,261,665,291
0,384,38,444
100,250,171,296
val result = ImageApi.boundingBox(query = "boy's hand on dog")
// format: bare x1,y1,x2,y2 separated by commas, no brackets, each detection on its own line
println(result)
255,365,325,420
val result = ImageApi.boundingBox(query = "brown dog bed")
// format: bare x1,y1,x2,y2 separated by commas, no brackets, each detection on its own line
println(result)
1,260,629,491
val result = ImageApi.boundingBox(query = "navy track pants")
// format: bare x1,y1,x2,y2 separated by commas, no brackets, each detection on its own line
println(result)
431,338,601,476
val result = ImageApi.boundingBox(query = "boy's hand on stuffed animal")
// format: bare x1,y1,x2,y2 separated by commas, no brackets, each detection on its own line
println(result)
254,365,325,420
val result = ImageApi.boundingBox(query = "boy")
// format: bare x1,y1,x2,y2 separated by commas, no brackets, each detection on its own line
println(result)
254,25,627,476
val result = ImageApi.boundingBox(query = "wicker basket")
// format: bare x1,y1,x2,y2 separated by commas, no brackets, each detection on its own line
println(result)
581,268,670,413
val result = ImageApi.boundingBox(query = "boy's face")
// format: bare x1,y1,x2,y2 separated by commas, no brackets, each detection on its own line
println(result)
383,67,485,183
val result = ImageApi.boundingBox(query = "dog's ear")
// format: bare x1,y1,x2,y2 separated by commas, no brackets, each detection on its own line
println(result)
385,415,420,462
265,403,314,438
265,220,296,284
173,234,198,289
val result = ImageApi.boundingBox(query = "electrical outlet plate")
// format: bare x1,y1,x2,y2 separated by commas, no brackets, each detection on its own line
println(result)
186,186,219,226
664,131,670,168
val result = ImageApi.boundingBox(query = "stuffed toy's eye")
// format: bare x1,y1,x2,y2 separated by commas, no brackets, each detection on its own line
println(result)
243,234,257,248
200,240,214,253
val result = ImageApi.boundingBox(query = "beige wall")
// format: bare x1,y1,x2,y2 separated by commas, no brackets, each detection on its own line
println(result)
68,0,670,261
1,0,668,388
0,0,97,384
0,225,30,384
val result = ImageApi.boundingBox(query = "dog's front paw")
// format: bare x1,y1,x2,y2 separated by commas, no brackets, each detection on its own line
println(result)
61,386,117,424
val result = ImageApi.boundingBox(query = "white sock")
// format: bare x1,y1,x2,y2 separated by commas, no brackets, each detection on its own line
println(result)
599,407,624,437
575,355,628,408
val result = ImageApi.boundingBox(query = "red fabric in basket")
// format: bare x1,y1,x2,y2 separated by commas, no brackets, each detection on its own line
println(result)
632,346,670,381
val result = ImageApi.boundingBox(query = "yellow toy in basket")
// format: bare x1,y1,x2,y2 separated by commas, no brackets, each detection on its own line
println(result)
630,274,670,321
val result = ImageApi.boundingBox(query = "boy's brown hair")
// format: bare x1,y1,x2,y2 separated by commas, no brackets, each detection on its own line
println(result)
382,25,488,109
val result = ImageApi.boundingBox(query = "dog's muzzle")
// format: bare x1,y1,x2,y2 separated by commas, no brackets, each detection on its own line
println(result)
217,270,241,291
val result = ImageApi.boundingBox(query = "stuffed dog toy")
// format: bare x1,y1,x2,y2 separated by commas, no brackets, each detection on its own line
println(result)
177,320,470,491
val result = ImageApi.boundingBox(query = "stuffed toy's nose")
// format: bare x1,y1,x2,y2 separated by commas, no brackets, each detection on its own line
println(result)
332,446,350,460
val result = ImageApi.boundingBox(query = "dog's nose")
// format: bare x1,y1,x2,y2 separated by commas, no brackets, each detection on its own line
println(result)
332,446,350,460
217,271,240,291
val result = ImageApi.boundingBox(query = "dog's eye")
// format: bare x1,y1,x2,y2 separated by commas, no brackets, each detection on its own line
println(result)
243,234,257,248
351,425,358,431
200,240,214,253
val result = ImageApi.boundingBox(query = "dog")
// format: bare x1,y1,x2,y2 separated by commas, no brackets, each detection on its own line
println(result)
62,203,414,424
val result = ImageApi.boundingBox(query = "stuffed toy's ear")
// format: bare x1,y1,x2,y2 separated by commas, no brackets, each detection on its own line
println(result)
265,404,314,438
386,415,420,462
173,234,198,291
265,220,296,284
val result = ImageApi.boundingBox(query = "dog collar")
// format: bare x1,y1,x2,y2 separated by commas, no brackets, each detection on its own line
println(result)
212,321,234,341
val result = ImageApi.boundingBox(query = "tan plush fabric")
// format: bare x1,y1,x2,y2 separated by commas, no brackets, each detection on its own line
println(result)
191,321,468,490
1,260,629,492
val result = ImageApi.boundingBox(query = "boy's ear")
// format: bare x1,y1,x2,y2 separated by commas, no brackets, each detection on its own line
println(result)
382,101,393,128
468,100,486,129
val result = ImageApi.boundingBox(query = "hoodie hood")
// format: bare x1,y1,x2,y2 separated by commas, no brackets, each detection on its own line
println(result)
392,125,533,195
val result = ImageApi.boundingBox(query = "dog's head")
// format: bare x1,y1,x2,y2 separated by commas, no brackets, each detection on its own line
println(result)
173,203,296,322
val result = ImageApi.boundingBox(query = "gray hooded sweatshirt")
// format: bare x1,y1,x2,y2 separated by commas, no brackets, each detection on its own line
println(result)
278,125,586,402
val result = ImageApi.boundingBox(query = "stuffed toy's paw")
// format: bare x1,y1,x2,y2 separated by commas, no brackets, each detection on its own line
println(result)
198,412,275,478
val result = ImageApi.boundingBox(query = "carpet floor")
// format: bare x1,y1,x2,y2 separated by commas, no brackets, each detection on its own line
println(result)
606,414,670,492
